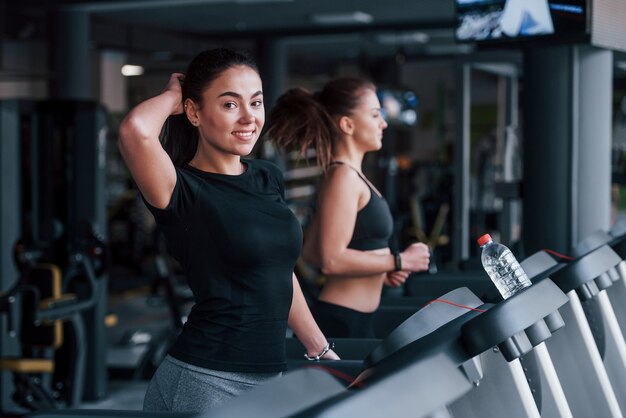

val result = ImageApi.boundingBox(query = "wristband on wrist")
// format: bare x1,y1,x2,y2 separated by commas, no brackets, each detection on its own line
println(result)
393,251,402,271
304,342,335,361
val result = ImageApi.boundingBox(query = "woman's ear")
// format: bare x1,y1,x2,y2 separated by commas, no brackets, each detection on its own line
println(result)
184,99,199,126
338,115,354,136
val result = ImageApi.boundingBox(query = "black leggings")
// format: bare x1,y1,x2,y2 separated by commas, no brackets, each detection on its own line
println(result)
311,300,375,338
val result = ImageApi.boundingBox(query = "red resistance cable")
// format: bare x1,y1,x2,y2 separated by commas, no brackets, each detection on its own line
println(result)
543,248,576,261
305,299,489,388
303,364,366,388
423,299,487,313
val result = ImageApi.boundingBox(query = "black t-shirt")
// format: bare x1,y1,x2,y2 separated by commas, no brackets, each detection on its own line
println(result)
144,158,303,372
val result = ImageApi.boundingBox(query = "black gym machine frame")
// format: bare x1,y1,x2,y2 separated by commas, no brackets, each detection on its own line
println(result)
0,99,109,414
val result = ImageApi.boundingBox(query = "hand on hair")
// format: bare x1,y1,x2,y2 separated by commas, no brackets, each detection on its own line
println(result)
163,73,185,115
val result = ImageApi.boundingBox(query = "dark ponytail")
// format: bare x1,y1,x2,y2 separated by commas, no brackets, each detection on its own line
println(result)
266,77,376,170
160,48,259,166
265,88,335,170
160,114,199,166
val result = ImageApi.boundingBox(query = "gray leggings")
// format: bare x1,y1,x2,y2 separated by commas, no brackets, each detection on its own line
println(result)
143,355,282,412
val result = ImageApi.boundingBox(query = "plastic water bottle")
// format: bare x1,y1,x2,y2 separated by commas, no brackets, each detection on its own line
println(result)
477,233,531,299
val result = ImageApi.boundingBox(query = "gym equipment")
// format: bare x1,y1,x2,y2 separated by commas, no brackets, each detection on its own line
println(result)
404,269,493,301
1,100,35,413
289,352,472,418
530,244,626,417
0,243,102,414
286,275,568,417
26,306,475,418
0,99,109,409
20,275,568,418
286,338,379,380
370,281,568,417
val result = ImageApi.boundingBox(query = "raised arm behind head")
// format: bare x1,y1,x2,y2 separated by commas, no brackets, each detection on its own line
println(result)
118,48,259,209
118,73,183,209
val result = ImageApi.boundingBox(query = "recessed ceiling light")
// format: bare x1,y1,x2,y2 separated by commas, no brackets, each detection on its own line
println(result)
377,32,430,45
425,44,474,55
310,11,373,25
121,65,145,77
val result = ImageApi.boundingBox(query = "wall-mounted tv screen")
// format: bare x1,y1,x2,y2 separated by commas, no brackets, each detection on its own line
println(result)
377,88,419,127
456,0,588,43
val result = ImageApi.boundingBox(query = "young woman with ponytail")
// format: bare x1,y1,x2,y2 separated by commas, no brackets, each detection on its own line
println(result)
118,48,338,413
266,77,431,338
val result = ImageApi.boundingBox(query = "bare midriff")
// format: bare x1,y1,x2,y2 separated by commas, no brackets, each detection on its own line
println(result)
317,247,390,313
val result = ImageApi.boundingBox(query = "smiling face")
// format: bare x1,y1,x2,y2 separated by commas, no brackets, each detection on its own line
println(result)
191,65,264,159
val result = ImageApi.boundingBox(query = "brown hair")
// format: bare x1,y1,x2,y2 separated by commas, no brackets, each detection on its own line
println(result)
161,48,259,166
265,77,375,170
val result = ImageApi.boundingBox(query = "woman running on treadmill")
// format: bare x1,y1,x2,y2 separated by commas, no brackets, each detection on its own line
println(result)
266,77,431,338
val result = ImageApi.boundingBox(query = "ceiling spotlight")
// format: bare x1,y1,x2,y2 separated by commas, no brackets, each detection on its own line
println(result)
377,32,430,45
310,11,373,25
425,44,474,55
121,65,145,77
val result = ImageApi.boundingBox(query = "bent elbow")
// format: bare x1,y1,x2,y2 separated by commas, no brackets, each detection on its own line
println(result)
119,115,150,148
319,258,340,276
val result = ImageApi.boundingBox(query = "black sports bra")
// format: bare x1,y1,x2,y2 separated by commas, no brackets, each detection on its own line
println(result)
330,161,393,251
